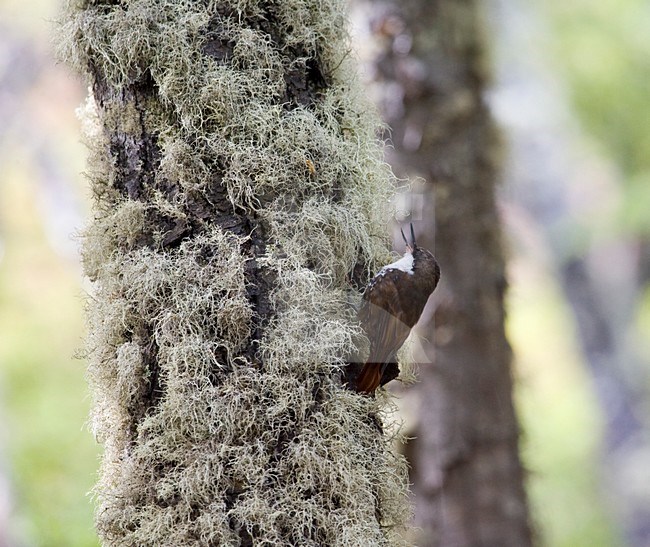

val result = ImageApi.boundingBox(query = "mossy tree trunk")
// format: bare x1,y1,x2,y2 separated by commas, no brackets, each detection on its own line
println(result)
60,1,411,544
359,1,532,545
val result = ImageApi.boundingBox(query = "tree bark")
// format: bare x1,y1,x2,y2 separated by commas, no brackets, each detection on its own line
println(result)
357,1,532,545
59,1,412,544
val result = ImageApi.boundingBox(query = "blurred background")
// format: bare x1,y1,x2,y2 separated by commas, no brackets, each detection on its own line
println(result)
0,0,98,545
1,0,649,545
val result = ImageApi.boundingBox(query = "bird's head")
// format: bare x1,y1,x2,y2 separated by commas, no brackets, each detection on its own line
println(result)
401,223,440,289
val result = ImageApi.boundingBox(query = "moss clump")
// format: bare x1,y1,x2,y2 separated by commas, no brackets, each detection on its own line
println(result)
60,0,410,544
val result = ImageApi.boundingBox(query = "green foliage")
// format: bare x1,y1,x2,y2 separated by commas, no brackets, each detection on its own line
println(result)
0,171,99,546
508,260,620,547
540,0,650,233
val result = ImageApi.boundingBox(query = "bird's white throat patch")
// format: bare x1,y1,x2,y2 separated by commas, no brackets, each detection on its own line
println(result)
382,252,414,275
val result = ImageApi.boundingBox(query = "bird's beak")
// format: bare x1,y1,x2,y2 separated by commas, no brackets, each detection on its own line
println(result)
400,226,414,253
410,223,417,248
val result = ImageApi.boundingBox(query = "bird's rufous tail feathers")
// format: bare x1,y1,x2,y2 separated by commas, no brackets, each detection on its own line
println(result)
355,363,382,393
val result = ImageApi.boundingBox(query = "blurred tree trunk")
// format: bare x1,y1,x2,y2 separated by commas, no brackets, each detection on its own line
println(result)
60,0,411,544
356,1,532,545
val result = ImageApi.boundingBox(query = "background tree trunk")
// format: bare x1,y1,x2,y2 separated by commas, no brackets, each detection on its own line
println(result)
354,1,532,545
59,0,412,544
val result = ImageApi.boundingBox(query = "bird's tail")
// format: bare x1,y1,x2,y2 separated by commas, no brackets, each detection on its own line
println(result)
355,363,382,393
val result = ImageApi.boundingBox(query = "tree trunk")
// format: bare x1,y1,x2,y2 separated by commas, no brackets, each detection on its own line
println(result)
357,1,532,545
59,1,412,544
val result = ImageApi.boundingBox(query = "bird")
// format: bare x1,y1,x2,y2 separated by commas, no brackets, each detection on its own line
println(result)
355,224,440,393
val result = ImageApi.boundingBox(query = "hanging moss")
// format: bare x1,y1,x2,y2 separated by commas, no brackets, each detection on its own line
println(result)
58,0,411,544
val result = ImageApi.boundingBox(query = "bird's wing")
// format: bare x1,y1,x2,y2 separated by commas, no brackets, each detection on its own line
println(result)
359,269,412,365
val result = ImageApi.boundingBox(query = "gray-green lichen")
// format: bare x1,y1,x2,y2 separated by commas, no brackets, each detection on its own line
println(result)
59,0,411,544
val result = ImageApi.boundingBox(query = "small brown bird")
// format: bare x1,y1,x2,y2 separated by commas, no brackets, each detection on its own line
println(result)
355,225,440,393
